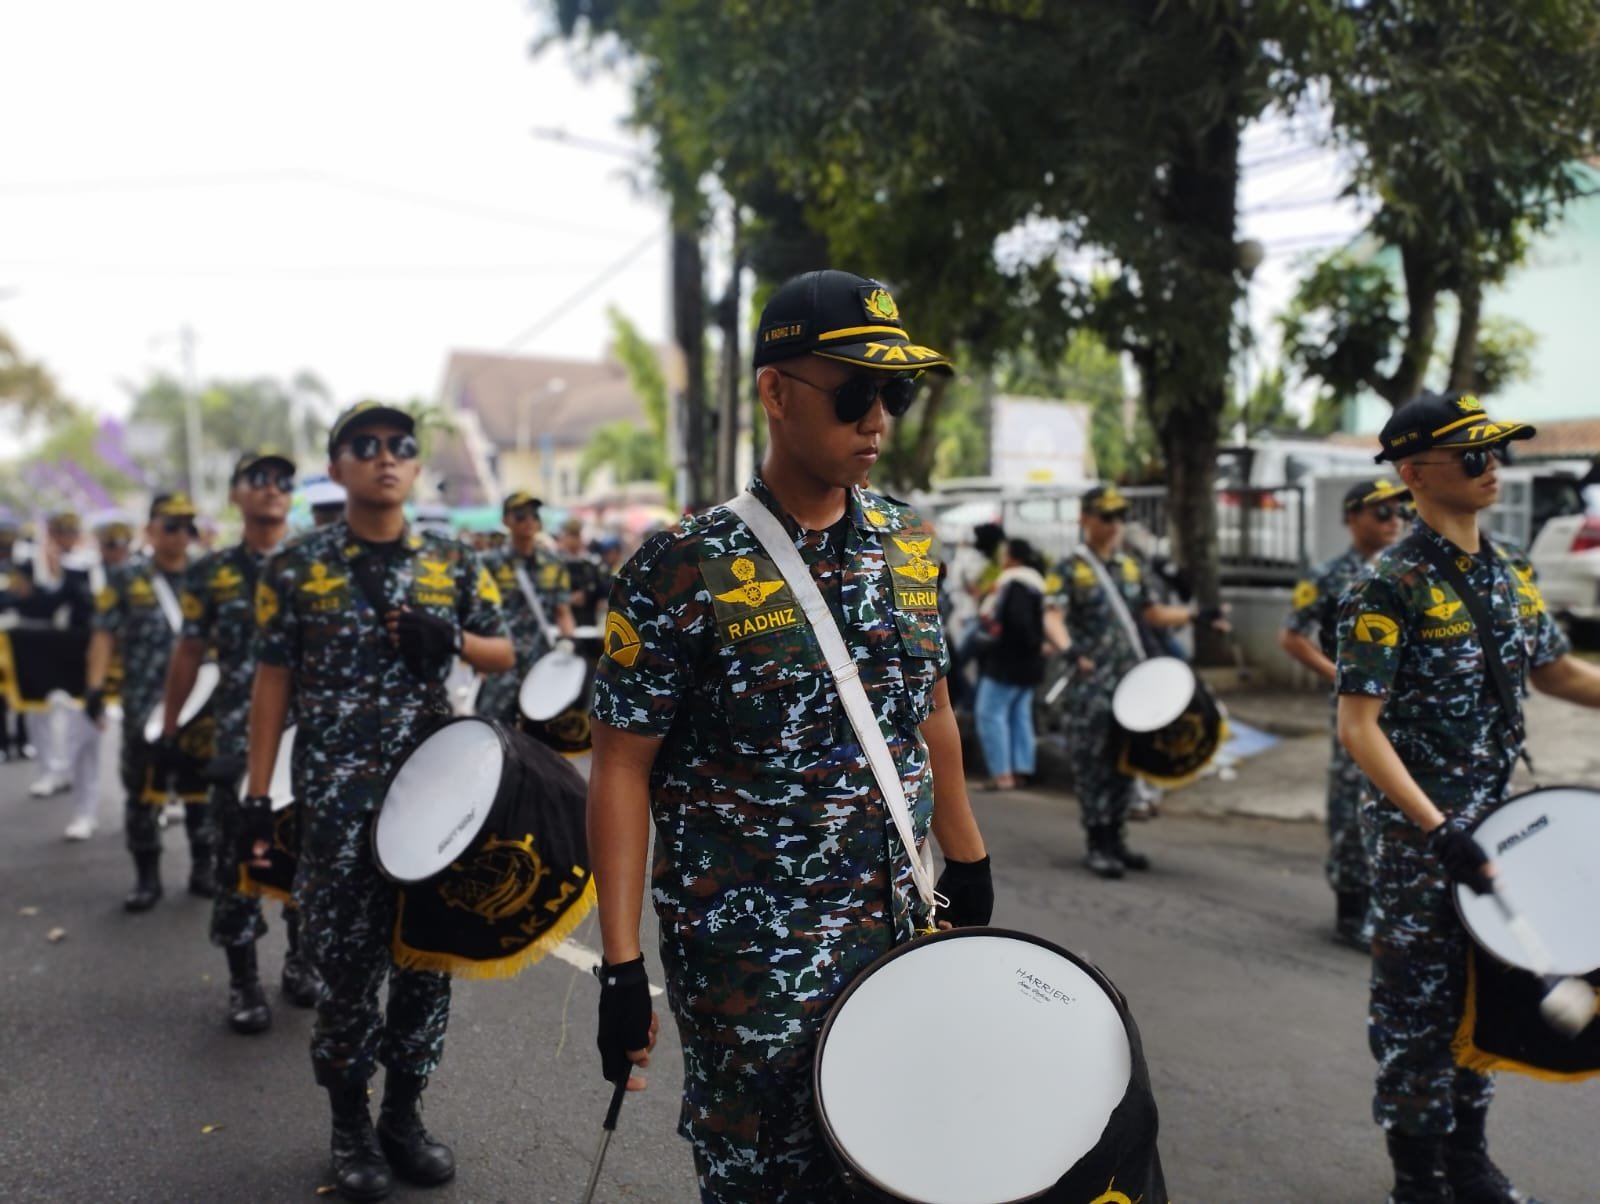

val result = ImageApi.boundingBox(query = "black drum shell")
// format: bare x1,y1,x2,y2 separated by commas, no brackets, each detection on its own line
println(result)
1116,676,1226,788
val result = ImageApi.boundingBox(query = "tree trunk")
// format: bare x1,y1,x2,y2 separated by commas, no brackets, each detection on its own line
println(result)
671,227,709,509
1375,242,1440,405
715,240,744,499
1447,279,1482,393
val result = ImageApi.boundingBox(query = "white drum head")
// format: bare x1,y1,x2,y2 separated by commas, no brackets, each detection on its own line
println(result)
1455,787,1600,976
142,661,222,743
374,719,504,883
240,725,297,812
1112,657,1196,733
518,652,586,722
817,931,1131,1204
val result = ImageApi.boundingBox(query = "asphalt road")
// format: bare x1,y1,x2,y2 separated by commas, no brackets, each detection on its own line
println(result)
3,736,1597,1204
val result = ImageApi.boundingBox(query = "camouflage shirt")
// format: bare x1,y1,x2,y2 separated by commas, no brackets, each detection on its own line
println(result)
254,520,507,812
591,476,946,1047
1336,520,1568,791
93,556,189,737
1286,546,1370,661
179,541,280,758
479,546,571,688
1055,548,1150,689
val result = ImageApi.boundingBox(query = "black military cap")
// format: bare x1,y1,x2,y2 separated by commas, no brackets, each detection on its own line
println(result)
502,491,543,515
150,492,198,521
1374,391,1536,463
327,401,416,457
1342,478,1412,514
1081,484,1130,519
232,447,296,482
753,269,952,374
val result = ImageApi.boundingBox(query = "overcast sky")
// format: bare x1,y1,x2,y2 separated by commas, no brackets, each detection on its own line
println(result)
1,2,1363,427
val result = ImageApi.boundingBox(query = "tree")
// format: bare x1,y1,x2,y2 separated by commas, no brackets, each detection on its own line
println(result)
581,307,672,490
0,328,75,432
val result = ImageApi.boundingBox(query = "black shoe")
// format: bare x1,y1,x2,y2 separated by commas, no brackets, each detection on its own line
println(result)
378,1072,456,1187
1111,834,1151,872
1387,1132,1455,1204
188,848,216,899
329,1086,393,1202
124,851,163,912
225,945,271,1034
1447,1114,1537,1203
281,952,322,1009
1084,846,1124,879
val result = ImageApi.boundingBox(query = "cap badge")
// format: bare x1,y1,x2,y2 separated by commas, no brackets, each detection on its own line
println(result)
862,287,900,322
1456,395,1484,414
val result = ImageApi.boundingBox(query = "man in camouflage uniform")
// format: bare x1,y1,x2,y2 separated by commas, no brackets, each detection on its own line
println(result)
1052,485,1207,879
474,491,573,724
162,449,319,1035
246,402,512,1202
84,493,213,911
1280,477,1411,947
1337,392,1600,1204
557,516,606,627
588,270,993,1203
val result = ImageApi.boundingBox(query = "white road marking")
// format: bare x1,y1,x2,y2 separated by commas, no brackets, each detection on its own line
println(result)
553,937,664,996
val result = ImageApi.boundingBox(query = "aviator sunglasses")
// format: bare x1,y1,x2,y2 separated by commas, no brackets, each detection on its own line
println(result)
1412,446,1506,480
1368,503,1414,522
345,433,420,462
771,368,921,423
244,467,296,493
159,519,196,536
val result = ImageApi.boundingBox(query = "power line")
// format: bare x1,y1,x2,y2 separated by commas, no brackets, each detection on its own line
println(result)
502,229,665,351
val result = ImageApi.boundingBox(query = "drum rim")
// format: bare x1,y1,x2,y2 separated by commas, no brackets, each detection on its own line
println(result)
517,650,589,722
1452,783,1600,975
812,925,1132,1204
1111,656,1197,733
142,659,223,743
371,715,510,884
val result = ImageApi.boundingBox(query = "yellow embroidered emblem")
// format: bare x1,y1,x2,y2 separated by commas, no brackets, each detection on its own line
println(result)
1073,560,1097,588
714,556,786,609
603,611,642,667
180,592,204,622
1511,563,1545,614
889,537,939,584
1120,556,1140,583
495,563,514,583
1088,1177,1140,1204
95,585,117,613
1456,395,1484,414
1422,587,1462,621
862,287,899,321
865,509,888,527
128,577,155,605
299,563,346,596
416,559,453,590
255,580,279,628
475,566,502,606
212,565,243,591
1354,613,1399,646
1292,580,1317,610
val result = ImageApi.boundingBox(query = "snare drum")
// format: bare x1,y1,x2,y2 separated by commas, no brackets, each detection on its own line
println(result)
814,928,1165,1203
143,661,220,745
237,725,299,902
517,626,604,756
1451,787,1600,1081
373,717,595,979
1112,656,1227,788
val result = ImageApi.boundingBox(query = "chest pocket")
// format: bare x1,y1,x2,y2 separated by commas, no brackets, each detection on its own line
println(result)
891,609,942,723
716,633,831,757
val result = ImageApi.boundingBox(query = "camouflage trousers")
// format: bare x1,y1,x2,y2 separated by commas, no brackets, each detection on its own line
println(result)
1066,683,1134,833
207,779,272,949
120,734,209,857
296,803,451,1088
1361,780,1505,1135
473,669,519,725
1325,728,1371,894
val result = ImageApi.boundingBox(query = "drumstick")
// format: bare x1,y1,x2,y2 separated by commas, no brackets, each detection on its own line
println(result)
578,1076,629,1204
1490,886,1596,1038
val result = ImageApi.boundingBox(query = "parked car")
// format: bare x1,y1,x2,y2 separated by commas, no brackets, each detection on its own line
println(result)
1526,481,1600,643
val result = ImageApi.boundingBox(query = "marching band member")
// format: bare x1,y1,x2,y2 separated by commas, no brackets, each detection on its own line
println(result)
1280,478,1411,948
1337,392,1600,1204
587,270,991,1202
20,509,95,799
475,492,574,725
86,494,212,910
162,450,319,1034
246,403,511,1200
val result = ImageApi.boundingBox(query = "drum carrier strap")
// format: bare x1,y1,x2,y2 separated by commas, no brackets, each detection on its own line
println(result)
1399,530,1534,776
727,491,942,917
1073,542,1145,663
511,559,560,648
149,571,184,636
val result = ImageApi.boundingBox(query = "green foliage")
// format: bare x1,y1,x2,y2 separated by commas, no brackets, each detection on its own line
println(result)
128,371,335,470
578,420,667,489
606,306,669,443
0,328,75,431
1281,251,1404,403
1466,317,1539,398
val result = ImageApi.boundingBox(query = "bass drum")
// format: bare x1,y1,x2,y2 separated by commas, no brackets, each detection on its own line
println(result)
143,661,221,745
516,625,604,756
1112,656,1227,788
372,717,595,979
814,927,1165,1203
237,726,299,903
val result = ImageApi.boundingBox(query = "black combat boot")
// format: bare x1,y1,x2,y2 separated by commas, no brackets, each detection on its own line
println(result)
188,842,216,898
224,944,271,1034
280,910,322,1008
1446,1110,1538,1203
1083,826,1125,879
1334,890,1370,950
1110,826,1151,871
328,1083,392,1202
377,1071,456,1186
1387,1131,1455,1204
124,851,163,912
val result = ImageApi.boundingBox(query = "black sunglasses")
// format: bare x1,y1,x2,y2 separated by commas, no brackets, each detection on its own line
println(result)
345,433,420,462
1369,504,1414,522
159,519,196,536
1414,445,1505,479
506,505,540,523
772,368,921,423
244,467,296,493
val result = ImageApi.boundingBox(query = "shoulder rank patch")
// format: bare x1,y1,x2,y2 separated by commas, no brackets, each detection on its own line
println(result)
701,555,801,645
475,566,502,606
1292,580,1317,610
255,580,280,628
603,610,641,667
1353,613,1399,646
864,508,888,528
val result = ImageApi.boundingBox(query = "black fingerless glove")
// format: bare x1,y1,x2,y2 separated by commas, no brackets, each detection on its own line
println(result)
935,855,994,928
595,956,652,1085
84,688,105,723
239,794,274,864
395,607,461,679
1427,821,1493,897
